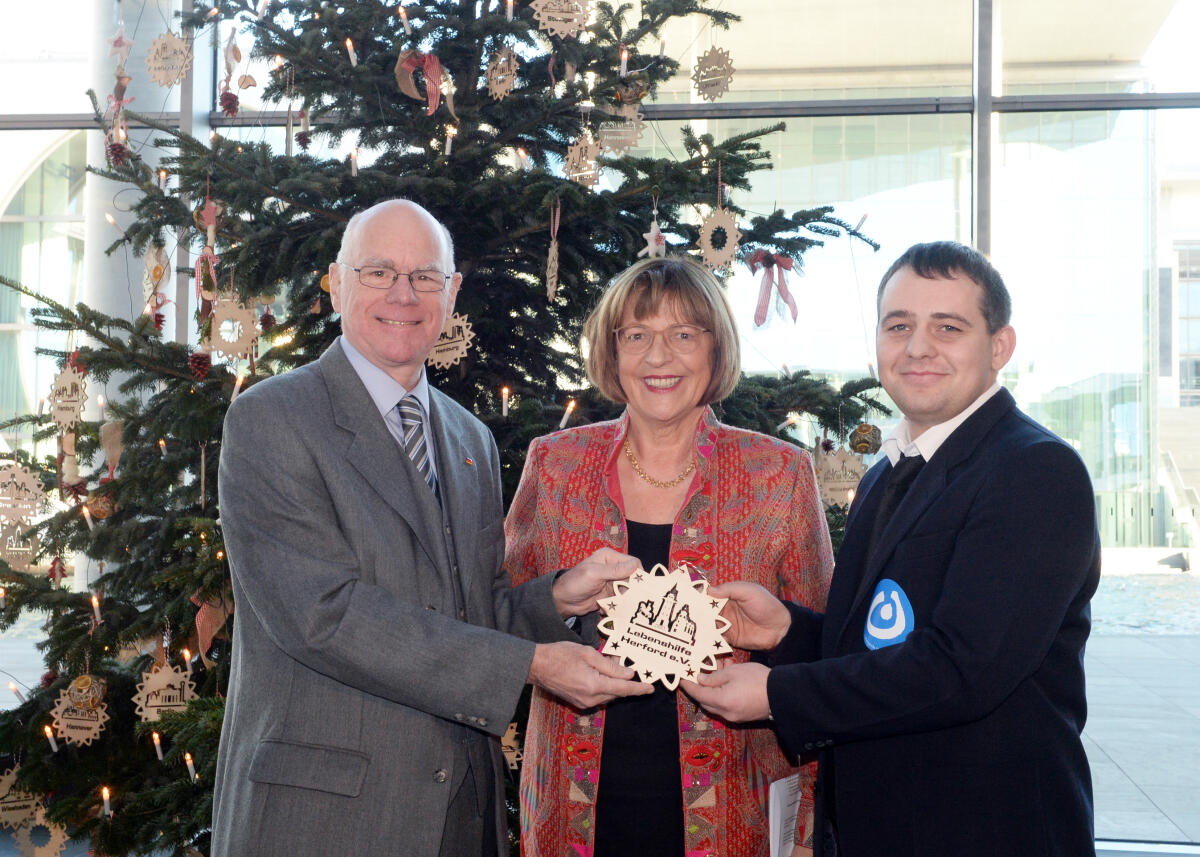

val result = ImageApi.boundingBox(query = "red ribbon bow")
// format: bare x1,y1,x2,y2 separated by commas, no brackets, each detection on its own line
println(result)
747,250,798,327
398,50,445,116
104,93,134,119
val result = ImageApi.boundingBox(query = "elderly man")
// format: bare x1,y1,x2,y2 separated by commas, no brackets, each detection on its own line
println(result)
212,199,650,857
687,241,1100,857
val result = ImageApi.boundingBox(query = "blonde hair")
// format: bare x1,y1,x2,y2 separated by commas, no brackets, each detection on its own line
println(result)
583,256,741,405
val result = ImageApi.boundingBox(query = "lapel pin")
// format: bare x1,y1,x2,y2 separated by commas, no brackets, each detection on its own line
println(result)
464,457,474,466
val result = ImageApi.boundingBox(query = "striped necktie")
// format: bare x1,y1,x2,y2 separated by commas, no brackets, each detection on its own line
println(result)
397,395,436,493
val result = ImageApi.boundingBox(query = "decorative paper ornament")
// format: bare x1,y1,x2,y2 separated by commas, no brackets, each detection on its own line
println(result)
545,202,561,301
1,522,40,571
143,245,170,302
597,111,643,155
188,350,212,380
49,366,87,431
814,446,868,508
598,564,732,689
12,805,68,857
530,0,593,39
426,313,475,370
501,722,523,771
486,47,519,100
145,31,193,87
133,662,197,722
692,46,735,102
697,207,740,270
849,423,883,455
206,297,260,360
0,462,42,526
109,25,133,65
0,767,37,831
50,676,110,746
564,136,601,188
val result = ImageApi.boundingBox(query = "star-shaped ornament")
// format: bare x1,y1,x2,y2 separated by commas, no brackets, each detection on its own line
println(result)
638,217,667,259
110,26,134,65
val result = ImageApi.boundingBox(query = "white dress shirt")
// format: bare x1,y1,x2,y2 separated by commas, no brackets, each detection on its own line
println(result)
880,381,1002,466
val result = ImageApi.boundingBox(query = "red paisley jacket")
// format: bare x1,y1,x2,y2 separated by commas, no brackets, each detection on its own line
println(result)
504,408,834,857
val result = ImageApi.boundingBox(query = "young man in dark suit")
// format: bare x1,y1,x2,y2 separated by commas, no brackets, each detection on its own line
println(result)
686,241,1100,857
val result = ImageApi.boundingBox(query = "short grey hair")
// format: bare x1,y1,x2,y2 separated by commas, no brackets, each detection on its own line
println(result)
335,199,456,271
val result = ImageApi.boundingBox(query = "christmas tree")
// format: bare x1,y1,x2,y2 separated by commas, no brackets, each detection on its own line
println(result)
0,1,883,854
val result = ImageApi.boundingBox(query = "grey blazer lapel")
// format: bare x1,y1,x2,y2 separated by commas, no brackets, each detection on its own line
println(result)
318,342,444,567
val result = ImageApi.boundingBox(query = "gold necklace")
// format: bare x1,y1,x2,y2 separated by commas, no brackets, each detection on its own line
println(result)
623,439,696,489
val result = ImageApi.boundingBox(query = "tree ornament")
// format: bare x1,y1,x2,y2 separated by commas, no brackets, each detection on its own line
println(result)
698,207,740,270
219,90,239,117
813,446,868,508
746,249,798,328
613,78,650,104
143,244,170,301
217,30,242,117
597,111,643,155
47,556,67,585
86,490,116,522
12,805,68,857
49,366,87,431
530,0,593,39
259,306,276,331
145,30,193,88
0,767,38,831
394,50,459,120
193,589,234,665
0,521,39,571
50,675,110,747
106,141,130,167
426,313,475,370
132,662,197,722
99,420,124,480
692,46,735,102
486,47,519,101
564,135,601,188
0,461,43,526
849,423,882,455
206,296,260,360
109,25,133,66
545,202,561,301
188,350,212,380
501,722,523,771
598,563,733,690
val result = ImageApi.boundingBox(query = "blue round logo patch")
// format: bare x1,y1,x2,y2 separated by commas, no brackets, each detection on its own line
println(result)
863,578,915,650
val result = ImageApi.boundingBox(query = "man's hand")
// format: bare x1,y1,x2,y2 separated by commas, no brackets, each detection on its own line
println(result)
709,581,792,651
552,548,641,618
681,662,772,722
528,641,654,709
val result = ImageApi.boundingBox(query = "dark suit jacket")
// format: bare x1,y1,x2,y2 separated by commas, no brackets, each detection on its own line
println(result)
766,389,1100,857
211,339,575,857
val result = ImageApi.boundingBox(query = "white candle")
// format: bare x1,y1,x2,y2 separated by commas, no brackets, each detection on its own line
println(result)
444,126,457,156
345,38,358,67
350,147,359,176
104,213,124,236
158,438,167,457
152,731,164,760
102,786,112,817
82,505,94,531
185,752,197,780
38,398,45,418
9,682,24,704
44,725,59,753
659,37,666,57
501,387,510,417
0,586,5,608
182,648,192,674
506,0,513,20
399,7,412,34
559,400,576,429
620,47,628,76
91,594,102,624
232,374,245,401
516,147,531,170
97,394,105,420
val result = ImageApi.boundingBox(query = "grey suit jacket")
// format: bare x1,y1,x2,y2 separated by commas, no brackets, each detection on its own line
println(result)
211,339,574,857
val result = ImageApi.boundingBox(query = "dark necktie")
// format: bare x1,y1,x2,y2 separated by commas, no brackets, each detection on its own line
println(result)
865,453,925,561
397,395,437,494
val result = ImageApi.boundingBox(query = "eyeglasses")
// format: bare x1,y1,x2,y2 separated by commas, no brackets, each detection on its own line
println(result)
346,264,453,292
614,324,711,355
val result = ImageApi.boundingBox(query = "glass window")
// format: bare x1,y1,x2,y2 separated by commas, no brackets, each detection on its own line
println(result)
1,3,110,114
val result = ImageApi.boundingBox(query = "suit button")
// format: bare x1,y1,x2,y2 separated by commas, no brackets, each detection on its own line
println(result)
433,769,448,783
444,526,452,535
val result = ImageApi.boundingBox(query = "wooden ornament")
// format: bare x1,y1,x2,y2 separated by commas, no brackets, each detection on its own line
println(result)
486,48,519,101
132,662,197,722
0,521,40,572
698,207,740,270
814,446,868,508
501,722,523,771
0,462,42,526
206,296,260,360
12,805,68,857
0,767,37,831
426,313,475,370
49,367,87,431
530,0,593,39
564,136,601,188
692,46,735,102
145,31,193,88
598,563,733,690
597,111,643,155
50,676,109,746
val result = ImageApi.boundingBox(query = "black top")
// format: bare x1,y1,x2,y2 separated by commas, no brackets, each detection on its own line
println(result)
593,520,685,857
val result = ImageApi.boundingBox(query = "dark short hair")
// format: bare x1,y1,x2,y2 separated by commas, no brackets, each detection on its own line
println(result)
583,256,741,405
877,241,1012,333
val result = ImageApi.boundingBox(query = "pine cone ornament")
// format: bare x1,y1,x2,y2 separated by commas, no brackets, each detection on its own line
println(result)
189,350,212,380
295,130,311,151
107,141,130,167
219,90,240,117
259,307,276,332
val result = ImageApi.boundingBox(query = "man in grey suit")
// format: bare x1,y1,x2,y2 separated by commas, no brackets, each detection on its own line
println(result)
212,199,651,857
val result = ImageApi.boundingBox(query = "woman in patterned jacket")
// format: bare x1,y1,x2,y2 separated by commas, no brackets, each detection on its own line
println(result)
505,256,834,857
